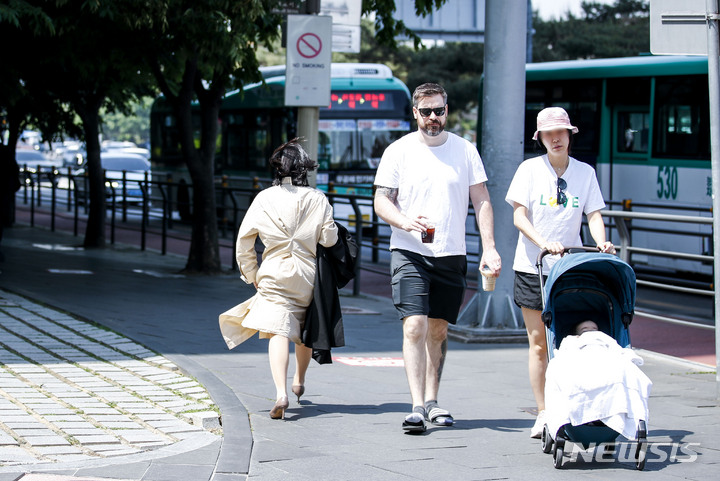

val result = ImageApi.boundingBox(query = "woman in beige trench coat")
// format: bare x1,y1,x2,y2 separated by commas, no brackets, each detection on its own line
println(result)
219,139,338,420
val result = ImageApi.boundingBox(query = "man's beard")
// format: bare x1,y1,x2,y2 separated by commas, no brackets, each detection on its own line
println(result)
422,121,444,137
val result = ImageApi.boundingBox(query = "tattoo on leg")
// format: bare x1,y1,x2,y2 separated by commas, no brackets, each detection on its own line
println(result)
375,185,398,205
437,339,447,381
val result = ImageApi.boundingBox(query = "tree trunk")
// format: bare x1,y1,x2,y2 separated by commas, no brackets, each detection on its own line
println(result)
173,90,222,274
79,102,107,248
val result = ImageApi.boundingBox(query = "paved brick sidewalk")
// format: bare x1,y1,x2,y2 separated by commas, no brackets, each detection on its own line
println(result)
0,290,219,471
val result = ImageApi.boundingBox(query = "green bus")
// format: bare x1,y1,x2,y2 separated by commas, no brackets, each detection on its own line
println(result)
150,63,412,195
483,55,712,276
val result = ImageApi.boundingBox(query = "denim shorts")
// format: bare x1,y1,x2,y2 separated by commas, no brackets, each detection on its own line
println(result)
390,249,467,324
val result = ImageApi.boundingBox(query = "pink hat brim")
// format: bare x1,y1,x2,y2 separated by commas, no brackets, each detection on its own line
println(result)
532,124,579,141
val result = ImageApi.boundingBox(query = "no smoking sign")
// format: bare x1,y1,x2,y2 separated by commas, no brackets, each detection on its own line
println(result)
297,33,322,59
285,15,332,107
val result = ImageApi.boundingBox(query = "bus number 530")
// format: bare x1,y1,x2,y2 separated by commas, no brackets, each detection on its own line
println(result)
657,165,678,200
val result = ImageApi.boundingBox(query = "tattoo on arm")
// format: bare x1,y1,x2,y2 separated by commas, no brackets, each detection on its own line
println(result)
375,186,398,204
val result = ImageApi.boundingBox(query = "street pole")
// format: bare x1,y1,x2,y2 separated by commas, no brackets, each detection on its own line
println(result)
298,107,320,187
705,0,720,400
298,0,320,188
453,0,526,340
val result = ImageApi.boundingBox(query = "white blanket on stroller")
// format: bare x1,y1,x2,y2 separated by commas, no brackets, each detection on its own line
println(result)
545,331,652,441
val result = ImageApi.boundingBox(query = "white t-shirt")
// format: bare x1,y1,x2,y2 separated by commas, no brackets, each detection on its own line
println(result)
374,131,488,257
505,155,605,273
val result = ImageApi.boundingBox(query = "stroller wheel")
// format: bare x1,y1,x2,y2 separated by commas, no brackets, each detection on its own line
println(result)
635,420,647,470
541,425,553,454
553,438,565,469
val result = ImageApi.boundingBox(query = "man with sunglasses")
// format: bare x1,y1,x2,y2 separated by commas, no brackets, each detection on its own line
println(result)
374,83,501,433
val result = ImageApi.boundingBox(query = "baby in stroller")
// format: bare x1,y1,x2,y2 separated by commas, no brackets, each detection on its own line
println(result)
544,319,652,443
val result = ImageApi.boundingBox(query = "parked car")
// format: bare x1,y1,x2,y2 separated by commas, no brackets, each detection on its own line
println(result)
102,140,151,160
74,152,152,204
61,145,86,168
15,149,62,172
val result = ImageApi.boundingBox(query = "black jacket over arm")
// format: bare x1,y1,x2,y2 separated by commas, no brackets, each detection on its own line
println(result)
303,223,358,364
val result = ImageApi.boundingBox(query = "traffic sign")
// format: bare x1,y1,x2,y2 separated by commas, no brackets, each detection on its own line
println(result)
285,15,332,107
321,0,361,53
650,0,708,55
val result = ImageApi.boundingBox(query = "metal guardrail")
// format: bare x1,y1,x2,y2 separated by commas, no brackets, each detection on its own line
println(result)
598,207,715,334
601,209,714,296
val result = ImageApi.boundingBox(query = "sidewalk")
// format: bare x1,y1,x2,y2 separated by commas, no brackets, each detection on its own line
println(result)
0,225,719,480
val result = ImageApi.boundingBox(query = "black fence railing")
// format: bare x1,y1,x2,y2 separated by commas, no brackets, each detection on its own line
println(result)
16,165,714,298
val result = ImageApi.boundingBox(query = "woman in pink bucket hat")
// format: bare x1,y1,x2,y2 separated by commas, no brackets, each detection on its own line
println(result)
505,107,615,439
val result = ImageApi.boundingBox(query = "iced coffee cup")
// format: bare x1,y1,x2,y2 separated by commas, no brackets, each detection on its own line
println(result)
481,266,496,291
421,222,436,244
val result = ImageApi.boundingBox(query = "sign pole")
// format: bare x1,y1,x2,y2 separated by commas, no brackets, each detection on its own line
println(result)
706,0,720,401
285,14,332,189
298,107,320,187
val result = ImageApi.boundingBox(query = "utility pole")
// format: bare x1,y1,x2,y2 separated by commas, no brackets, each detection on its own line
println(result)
454,0,527,340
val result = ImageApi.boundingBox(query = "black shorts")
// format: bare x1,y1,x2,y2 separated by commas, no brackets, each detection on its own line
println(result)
390,249,467,324
513,270,548,311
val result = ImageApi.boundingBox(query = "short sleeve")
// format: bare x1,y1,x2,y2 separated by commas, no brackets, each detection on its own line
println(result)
467,144,488,186
374,143,400,188
505,161,531,208
583,169,606,215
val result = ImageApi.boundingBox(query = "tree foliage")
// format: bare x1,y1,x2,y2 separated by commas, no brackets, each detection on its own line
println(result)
532,0,650,62
2,0,452,272
101,98,153,146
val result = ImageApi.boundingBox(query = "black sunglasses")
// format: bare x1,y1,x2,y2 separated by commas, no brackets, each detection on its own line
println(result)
557,177,568,206
417,106,446,117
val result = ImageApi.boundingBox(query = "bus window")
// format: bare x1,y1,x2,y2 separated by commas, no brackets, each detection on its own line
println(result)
617,112,649,153
524,80,600,155
224,112,275,172
319,120,357,170
654,75,710,159
358,119,411,169
318,131,331,171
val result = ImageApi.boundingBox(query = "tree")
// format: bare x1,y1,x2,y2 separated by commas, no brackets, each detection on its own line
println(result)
532,0,649,62
136,0,448,274
1,1,155,248
136,0,283,274
4,0,449,272
39,1,156,248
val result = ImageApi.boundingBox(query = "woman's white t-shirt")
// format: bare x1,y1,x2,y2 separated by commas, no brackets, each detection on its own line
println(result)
505,155,605,274
374,131,487,257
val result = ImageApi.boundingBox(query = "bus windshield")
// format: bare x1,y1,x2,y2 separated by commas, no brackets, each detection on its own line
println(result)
318,119,410,171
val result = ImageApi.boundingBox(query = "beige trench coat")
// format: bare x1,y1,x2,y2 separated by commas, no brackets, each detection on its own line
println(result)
219,178,338,348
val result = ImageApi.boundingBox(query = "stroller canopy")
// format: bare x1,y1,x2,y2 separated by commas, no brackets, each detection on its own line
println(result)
543,252,636,349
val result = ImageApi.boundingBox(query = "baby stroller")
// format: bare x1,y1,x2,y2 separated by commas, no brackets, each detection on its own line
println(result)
537,247,647,470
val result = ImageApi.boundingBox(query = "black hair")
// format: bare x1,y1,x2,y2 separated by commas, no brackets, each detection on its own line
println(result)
535,129,575,157
269,138,318,187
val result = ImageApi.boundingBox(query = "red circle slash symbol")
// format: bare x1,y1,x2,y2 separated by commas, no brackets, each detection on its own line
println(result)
297,33,322,59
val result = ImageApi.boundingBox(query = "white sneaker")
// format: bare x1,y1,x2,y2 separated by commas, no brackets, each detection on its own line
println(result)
530,410,546,439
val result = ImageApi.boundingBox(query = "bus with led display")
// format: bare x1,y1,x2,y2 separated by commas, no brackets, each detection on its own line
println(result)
150,63,412,196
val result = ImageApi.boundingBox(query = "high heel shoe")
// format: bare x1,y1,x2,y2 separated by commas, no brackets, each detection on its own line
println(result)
269,396,289,419
291,385,305,403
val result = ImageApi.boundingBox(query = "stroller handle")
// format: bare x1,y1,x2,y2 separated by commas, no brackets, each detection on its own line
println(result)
536,246,604,305
535,246,604,277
